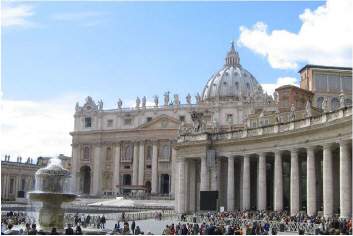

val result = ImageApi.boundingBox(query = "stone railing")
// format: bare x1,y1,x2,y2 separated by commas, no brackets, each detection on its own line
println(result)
102,103,200,113
178,106,352,143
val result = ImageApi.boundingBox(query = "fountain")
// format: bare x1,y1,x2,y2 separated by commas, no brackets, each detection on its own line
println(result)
28,158,76,232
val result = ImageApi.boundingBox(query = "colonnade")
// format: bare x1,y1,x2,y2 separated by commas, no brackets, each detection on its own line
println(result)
177,140,352,219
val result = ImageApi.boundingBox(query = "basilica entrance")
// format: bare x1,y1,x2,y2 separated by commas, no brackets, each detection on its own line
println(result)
145,181,151,193
160,174,170,194
122,174,131,194
80,166,91,194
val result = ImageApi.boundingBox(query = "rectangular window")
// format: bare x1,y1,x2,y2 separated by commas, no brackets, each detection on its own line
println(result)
146,117,152,122
179,116,185,122
124,118,132,125
124,165,130,169
146,165,152,169
107,119,113,127
226,114,233,123
85,117,92,128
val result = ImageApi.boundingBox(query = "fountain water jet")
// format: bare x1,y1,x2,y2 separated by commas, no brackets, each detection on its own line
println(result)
28,157,76,232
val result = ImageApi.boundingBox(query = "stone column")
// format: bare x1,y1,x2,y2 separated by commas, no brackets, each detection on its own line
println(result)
210,159,220,191
113,143,121,193
339,140,352,218
71,144,80,193
132,142,139,187
306,146,316,216
290,149,300,216
176,158,186,213
274,150,283,211
171,146,176,197
151,142,158,194
227,156,235,211
200,155,209,191
92,145,102,196
323,143,333,217
257,152,266,211
188,160,196,212
242,154,250,210
138,141,145,186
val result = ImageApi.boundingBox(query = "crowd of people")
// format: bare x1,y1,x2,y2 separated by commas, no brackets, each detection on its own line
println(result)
174,211,352,235
1,210,352,235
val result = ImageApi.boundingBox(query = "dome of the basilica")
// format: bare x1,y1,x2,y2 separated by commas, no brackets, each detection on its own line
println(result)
202,42,262,102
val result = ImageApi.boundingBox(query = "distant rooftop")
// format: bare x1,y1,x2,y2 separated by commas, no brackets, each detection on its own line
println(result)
298,64,352,73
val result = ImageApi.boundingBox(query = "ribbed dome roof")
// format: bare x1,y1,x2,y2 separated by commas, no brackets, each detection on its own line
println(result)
202,42,262,102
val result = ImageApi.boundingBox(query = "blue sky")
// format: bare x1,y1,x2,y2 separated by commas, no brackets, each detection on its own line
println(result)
1,0,351,158
2,1,323,106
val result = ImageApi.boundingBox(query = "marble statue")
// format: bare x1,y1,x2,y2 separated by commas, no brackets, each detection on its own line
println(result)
142,96,147,108
75,102,80,112
195,93,201,104
186,93,192,105
305,100,312,118
273,91,278,104
340,92,346,108
322,98,329,113
98,99,103,111
174,94,180,105
136,97,141,109
164,92,170,106
153,95,159,107
117,99,123,109
191,111,206,133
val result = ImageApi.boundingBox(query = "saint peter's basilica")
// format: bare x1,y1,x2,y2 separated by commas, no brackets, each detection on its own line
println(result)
71,43,352,218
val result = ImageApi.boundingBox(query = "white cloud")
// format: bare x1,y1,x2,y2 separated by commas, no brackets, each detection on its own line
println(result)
238,0,352,69
1,3,35,27
0,95,81,161
261,77,299,96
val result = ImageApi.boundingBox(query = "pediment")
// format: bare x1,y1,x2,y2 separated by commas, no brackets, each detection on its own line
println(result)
137,114,180,130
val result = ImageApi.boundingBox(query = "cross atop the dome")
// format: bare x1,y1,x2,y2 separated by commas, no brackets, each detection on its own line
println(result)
225,40,240,67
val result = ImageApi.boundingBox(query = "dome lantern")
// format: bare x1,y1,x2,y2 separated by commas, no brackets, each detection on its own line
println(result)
225,41,240,67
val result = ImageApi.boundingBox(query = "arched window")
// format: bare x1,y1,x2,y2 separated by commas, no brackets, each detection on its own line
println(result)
83,146,90,160
331,97,340,111
316,97,324,109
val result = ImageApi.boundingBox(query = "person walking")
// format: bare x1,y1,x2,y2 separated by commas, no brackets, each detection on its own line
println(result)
131,220,136,234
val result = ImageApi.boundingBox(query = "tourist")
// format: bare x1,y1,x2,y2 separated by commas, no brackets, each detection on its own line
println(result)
162,225,170,235
134,226,141,235
28,224,37,235
75,225,82,235
24,223,31,235
65,224,74,235
101,215,106,229
3,224,18,235
131,220,136,234
51,227,59,235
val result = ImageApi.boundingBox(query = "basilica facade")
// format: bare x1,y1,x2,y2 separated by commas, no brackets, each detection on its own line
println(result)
71,43,352,218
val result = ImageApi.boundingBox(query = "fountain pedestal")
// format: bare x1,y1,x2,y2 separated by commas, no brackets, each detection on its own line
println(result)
28,158,77,232
28,192,76,231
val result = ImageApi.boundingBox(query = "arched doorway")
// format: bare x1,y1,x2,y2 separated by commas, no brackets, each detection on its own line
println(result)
80,166,91,194
145,181,151,193
122,174,131,194
160,174,170,194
